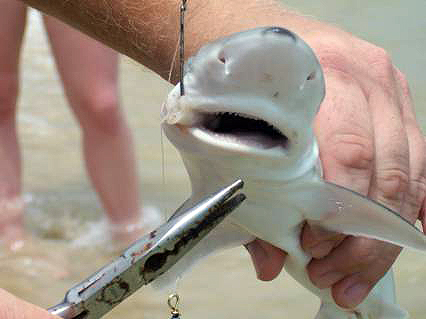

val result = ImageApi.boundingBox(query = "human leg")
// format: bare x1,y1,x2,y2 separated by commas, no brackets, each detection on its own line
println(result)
42,15,161,240
0,0,27,247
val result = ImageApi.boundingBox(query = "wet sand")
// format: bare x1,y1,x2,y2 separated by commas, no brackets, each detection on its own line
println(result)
1,2,426,318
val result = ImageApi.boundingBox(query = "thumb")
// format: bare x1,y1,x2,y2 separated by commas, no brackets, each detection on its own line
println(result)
0,288,60,319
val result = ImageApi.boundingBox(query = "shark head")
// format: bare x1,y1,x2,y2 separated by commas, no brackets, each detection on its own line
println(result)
162,27,325,181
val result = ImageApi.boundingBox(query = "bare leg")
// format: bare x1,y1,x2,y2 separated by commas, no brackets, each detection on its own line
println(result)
42,16,159,240
0,0,27,247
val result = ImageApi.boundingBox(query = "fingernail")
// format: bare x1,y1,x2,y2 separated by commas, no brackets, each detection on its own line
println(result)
315,271,344,289
343,283,370,308
309,240,335,258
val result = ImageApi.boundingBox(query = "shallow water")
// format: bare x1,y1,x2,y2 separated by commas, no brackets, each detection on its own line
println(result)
1,2,426,318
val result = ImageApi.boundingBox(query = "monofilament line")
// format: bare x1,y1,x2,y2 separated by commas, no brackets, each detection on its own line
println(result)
179,0,187,95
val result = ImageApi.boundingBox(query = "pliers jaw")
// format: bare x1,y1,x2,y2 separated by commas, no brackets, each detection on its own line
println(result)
138,180,246,284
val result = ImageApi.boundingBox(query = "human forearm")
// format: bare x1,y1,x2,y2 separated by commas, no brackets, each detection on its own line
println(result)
21,0,181,78
20,0,331,81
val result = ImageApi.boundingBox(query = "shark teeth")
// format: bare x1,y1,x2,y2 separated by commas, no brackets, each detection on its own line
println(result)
197,111,289,150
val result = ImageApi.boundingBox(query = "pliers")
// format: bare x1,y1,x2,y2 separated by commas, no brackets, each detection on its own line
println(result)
48,179,245,319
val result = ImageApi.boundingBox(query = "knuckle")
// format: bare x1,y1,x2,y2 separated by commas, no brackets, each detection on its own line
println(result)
368,46,392,64
395,70,411,96
405,178,426,219
328,133,375,170
313,34,354,74
306,260,322,278
367,47,396,95
309,240,335,259
396,135,426,221
406,137,426,206
412,173,426,206
375,167,410,201
368,46,393,71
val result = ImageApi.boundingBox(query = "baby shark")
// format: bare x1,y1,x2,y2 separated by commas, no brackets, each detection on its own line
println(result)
160,27,426,319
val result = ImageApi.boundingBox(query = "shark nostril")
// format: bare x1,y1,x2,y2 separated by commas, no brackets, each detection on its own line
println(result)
218,51,226,64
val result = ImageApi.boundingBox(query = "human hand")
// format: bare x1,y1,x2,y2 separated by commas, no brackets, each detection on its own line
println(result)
300,28,426,309
246,26,426,309
0,288,59,319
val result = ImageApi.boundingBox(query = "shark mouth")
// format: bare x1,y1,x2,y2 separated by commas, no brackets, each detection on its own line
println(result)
191,111,289,151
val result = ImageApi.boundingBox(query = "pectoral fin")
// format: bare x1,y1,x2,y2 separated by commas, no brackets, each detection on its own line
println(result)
290,180,426,252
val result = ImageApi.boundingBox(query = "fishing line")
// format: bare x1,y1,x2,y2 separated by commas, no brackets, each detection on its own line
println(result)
160,127,166,210
179,0,187,95
161,0,188,218
162,1,188,311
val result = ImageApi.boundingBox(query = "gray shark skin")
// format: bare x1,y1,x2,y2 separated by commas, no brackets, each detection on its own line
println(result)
160,27,425,318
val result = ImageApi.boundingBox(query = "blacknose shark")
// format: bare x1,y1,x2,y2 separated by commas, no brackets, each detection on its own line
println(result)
160,27,426,319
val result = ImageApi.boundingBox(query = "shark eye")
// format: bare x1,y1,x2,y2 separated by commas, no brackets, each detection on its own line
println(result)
306,71,316,81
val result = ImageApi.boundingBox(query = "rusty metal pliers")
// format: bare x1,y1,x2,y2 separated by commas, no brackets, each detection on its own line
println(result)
48,180,245,319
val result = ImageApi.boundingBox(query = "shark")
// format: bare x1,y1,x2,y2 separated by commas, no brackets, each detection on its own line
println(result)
159,27,426,318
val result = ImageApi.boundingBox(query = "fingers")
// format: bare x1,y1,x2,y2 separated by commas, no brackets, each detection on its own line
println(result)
393,69,426,224
330,265,381,309
0,288,60,319
304,38,424,310
307,236,401,308
304,67,397,309
366,59,410,215
313,69,374,194
245,238,287,281
304,68,374,260
301,223,345,259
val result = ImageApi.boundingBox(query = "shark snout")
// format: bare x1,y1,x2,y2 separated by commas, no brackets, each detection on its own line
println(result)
261,27,297,41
